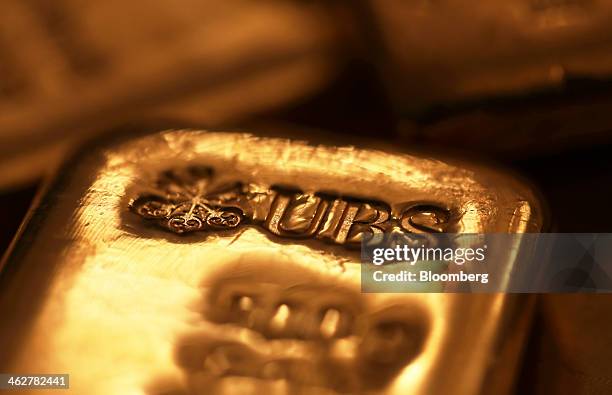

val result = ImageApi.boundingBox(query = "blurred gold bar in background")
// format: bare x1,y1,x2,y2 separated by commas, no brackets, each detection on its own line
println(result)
361,0,612,156
4,0,612,188
366,0,612,103
0,0,342,188
0,129,542,394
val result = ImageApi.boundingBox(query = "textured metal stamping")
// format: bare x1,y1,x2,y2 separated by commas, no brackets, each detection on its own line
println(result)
129,166,455,245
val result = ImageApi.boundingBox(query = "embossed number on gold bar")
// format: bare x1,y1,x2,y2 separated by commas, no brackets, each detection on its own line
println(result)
0,129,542,395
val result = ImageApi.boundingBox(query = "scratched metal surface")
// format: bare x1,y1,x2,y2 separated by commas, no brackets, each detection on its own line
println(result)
0,130,542,394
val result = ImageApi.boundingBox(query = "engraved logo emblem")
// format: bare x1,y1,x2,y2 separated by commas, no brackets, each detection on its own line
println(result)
130,166,455,245
130,167,244,234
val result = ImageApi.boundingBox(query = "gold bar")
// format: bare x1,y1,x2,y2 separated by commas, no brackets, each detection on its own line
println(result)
365,0,612,106
361,0,612,155
0,129,543,394
0,0,339,188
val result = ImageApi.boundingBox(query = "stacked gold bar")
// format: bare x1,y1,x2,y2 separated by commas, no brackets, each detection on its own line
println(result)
0,1,339,188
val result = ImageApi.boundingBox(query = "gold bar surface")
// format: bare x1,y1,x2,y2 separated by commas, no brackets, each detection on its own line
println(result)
0,129,543,394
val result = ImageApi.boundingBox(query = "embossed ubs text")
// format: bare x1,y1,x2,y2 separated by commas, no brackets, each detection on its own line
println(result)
130,166,456,245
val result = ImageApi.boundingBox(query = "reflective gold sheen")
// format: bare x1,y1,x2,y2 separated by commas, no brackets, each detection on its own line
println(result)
0,130,542,395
